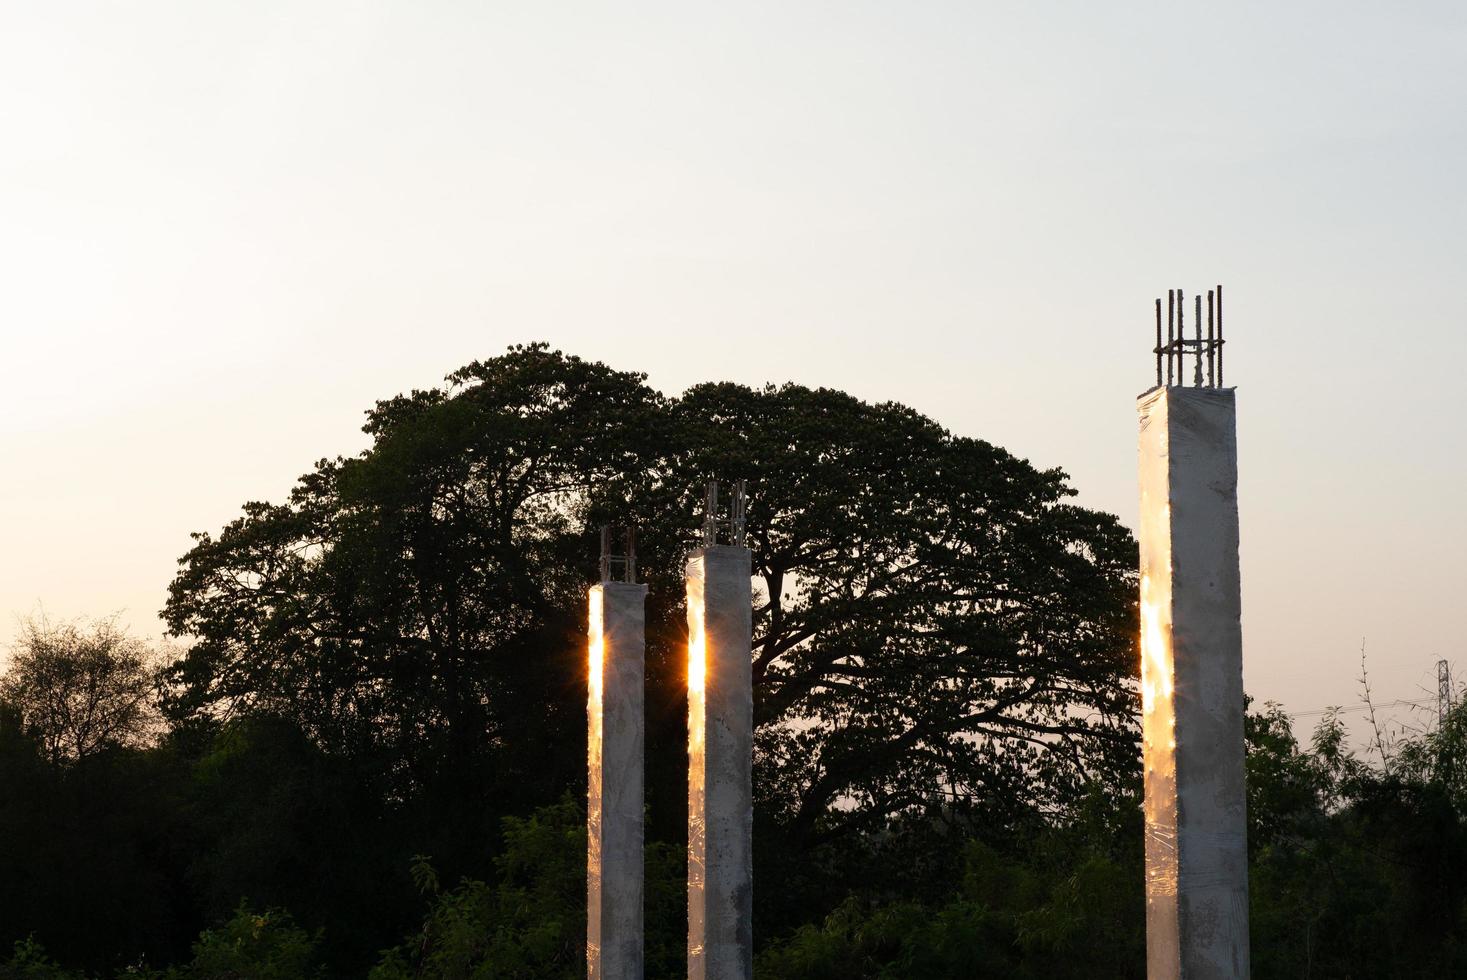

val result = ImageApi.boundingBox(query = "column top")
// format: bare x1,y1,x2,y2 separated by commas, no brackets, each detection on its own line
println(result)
1137,384,1236,406
591,580,649,597
686,545,753,568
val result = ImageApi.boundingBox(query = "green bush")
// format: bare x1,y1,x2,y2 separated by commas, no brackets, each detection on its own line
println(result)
174,905,320,980
371,800,586,980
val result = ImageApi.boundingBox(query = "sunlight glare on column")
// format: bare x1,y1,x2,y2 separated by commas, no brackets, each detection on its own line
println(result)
589,596,605,702
688,596,706,696
1140,573,1171,717
587,588,605,972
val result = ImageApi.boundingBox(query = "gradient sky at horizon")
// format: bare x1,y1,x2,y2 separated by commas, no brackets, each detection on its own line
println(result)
2,1,1464,747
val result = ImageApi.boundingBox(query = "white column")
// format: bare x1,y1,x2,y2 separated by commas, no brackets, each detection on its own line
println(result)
686,545,753,980
588,582,647,980
1138,386,1250,979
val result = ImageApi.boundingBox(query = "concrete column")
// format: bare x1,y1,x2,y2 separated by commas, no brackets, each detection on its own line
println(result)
587,582,647,980
686,546,753,980
1137,386,1249,979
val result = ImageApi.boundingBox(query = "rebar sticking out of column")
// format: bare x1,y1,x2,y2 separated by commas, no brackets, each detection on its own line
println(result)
1155,299,1164,387
1194,294,1203,387
1166,290,1175,386
1175,289,1185,384
702,482,719,548
730,480,747,548
1217,284,1225,386
1207,290,1216,388
600,525,639,585
1150,284,1227,390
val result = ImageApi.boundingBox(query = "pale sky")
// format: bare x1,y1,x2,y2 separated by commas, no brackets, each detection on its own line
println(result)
2,2,1464,747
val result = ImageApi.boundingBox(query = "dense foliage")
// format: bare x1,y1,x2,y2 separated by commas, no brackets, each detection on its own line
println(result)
1,346,1459,977
6,700,1467,978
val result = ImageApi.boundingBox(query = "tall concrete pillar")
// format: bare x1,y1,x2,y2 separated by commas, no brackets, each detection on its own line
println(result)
1138,384,1249,979
587,581,647,980
686,545,753,980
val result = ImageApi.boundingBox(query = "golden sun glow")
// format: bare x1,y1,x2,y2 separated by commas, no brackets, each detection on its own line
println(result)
686,590,706,816
589,594,605,702
1140,573,1171,717
687,597,706,695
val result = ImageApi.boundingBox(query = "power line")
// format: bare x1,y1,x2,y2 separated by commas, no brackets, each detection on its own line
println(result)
1289,697,1436,720
1283,658,1457,722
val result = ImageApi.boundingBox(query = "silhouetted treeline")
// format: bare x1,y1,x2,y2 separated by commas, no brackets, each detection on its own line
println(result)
6,698,1467,978
1,347,1460,977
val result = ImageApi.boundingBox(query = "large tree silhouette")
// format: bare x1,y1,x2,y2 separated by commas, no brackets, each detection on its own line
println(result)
163,344,1137,865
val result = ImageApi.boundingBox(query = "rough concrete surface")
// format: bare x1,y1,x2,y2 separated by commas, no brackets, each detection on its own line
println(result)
1138,386,1249,980
587,582,648,980
686,546,754,980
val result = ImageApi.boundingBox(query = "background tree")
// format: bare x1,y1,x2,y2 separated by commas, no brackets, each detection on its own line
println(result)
1,614,163,765
162,345,668,882
615,381,1140,933
655,383,1139,848
159,347,1140,944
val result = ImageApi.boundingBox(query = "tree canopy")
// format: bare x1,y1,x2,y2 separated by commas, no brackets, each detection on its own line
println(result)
162,345,1139,855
